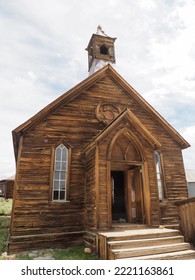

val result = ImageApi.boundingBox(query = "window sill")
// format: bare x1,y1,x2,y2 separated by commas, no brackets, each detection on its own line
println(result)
49,200,70,204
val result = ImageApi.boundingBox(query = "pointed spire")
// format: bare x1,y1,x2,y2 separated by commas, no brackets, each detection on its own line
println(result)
96,25,108,37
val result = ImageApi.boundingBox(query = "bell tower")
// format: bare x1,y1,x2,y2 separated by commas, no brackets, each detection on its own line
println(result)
86,26,116,75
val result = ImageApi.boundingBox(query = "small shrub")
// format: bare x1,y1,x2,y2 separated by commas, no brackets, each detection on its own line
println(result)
0,216,10,254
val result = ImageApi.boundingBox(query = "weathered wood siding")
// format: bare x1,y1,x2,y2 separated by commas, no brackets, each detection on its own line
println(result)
9,74,188,251
175,197,195,246
85,147,97,230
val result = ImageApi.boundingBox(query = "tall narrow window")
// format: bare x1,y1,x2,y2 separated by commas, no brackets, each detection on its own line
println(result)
155,151,165,200
53,144,68,201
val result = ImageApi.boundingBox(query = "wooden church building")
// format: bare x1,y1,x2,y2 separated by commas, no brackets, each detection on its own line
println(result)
9,27,190,253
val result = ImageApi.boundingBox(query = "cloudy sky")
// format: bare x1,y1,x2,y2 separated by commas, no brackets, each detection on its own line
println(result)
0,0,195,180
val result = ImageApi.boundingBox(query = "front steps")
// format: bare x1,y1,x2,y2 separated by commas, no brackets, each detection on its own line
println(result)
98,228,195,260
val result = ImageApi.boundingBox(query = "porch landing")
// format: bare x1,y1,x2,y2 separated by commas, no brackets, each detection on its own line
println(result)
98,227,195,260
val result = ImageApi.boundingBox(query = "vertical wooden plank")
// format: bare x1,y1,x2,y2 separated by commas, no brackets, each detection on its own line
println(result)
135,168,144,223
107,160,112,228
98,235,107,260
95,145,99,229
183,205,188,241
189,203,193,241
142,161,151,225
192,202,195,245
125,170,134,223
49,145,55,201
9,136,23,236
66,147,72,201
175,198,195,246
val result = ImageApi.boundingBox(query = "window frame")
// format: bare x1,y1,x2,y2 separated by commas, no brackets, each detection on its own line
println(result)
50,141,71,202
154,150,166,200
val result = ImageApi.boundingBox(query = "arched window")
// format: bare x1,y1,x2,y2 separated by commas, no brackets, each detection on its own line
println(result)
155,151,165,200
52,144,69,201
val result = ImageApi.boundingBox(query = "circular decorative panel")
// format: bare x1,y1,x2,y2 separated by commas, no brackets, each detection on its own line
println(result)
95,103,121,125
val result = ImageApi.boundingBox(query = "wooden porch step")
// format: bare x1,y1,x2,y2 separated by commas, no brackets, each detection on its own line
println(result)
161,217,179,224
108,235,184,250
111,223,148,231
111,242,190,259
160,224,180,230
100,228,181,242
124,250,195,260
98,228,195,260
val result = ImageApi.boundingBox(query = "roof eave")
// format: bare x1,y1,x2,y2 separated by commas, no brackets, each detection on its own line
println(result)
106,66,191,150
12,64,111,157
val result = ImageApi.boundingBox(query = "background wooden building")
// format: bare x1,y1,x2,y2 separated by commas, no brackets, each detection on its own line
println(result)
185,169,195,197
0,176,14,199
9,28,190,253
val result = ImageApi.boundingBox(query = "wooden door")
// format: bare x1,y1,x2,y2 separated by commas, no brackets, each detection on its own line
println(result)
125,167,144,223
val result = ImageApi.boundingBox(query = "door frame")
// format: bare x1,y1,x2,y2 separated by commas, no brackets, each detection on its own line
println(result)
107,161,151,228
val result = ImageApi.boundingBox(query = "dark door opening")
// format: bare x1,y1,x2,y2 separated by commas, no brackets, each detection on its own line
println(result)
111,171,126,222
111,167,145,225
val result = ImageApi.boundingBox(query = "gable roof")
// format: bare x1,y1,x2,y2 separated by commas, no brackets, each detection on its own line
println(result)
12,64,190,159
82,108,161,154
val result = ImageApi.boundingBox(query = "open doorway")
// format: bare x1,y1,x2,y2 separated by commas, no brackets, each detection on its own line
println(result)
111,171,126,222
111,166,145,224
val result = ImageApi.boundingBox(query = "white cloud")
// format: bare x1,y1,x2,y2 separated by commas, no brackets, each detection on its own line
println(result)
0,0,195,179
182,125,195,170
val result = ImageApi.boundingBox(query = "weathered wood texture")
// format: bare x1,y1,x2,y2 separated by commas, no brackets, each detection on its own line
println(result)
9,68,189,252
85,147,98,230
9,232,84,253
174,197,195,246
